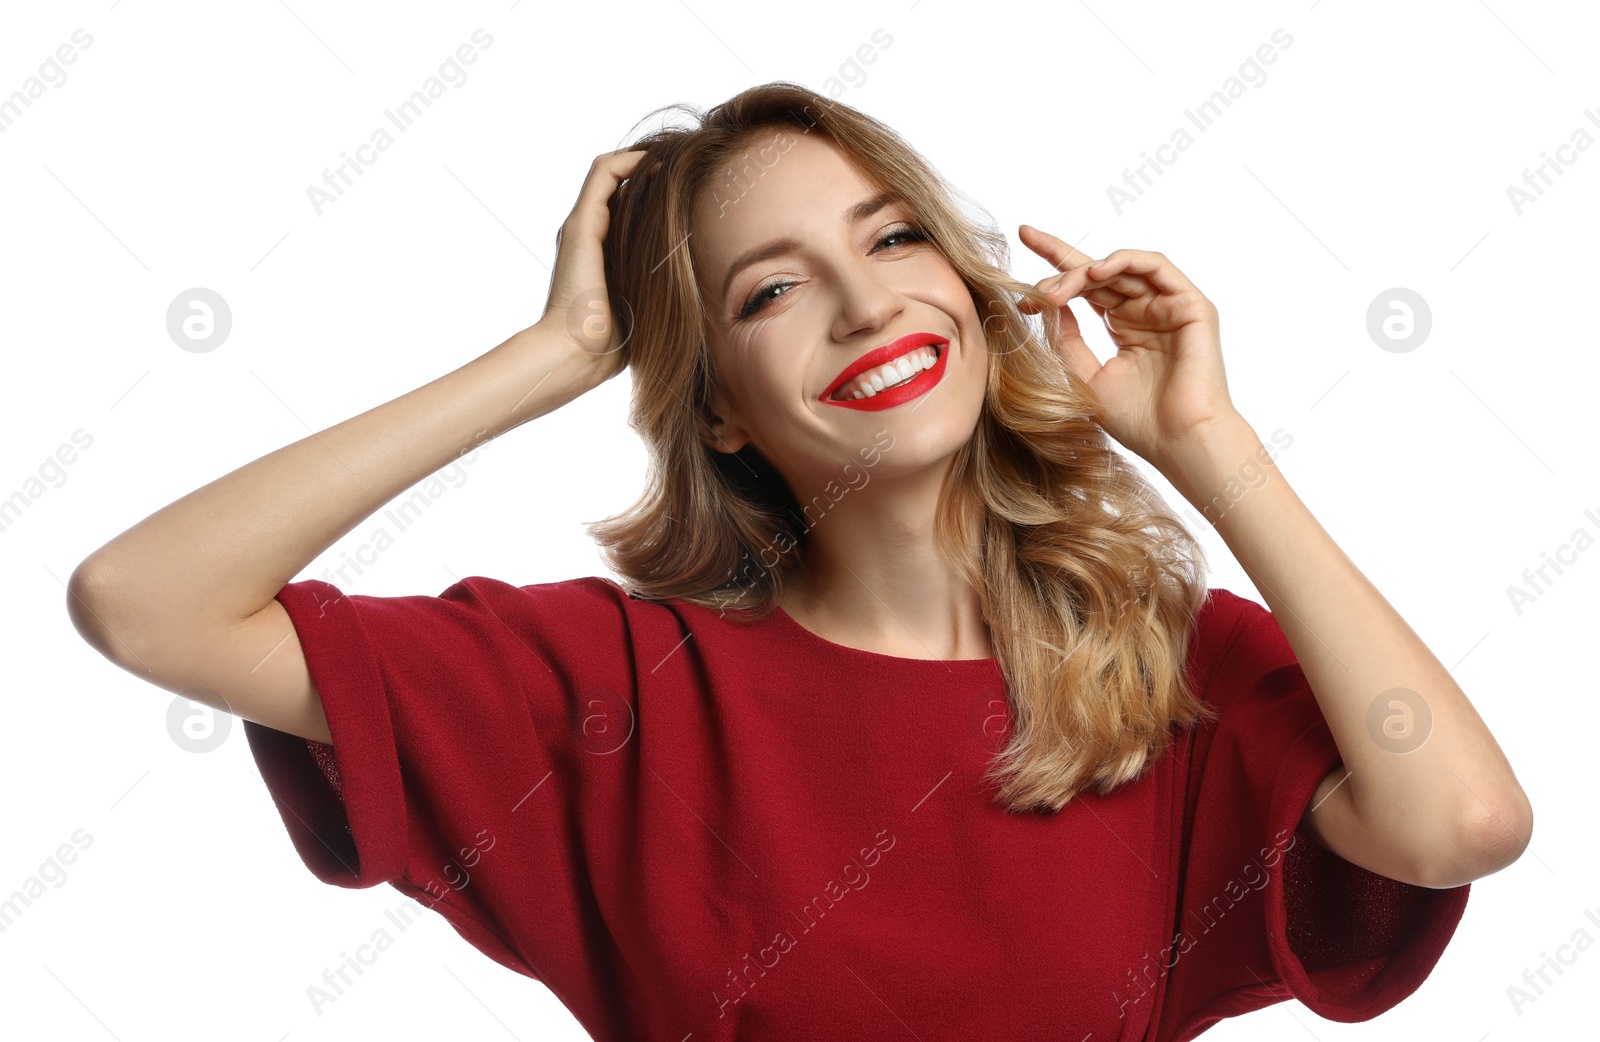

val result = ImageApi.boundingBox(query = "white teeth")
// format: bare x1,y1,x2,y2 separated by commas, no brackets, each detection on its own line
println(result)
834,346,940,400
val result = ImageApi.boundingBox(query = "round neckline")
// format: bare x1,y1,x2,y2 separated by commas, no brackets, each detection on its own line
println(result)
769,604,999,667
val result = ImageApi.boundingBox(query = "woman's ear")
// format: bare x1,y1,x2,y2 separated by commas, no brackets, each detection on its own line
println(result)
698,381,751,455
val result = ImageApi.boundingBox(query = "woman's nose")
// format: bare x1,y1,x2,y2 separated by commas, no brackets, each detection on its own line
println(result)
831,269,906,341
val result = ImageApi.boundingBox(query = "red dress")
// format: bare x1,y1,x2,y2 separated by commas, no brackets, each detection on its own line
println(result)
244,575,1469,1040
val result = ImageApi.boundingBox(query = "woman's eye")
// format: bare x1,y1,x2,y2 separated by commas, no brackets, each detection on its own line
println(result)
736,225,932,320
738,280,791,320
875,226,931,251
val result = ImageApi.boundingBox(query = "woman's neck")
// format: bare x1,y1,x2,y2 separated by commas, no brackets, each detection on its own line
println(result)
777,471,992,661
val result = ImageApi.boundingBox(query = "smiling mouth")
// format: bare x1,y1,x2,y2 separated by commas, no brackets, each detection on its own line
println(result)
820,336,951,412
829,345,943,401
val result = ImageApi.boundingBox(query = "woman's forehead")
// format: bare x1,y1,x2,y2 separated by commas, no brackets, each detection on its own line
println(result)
688,135,892,290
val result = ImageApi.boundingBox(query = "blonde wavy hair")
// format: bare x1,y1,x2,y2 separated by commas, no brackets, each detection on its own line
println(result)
587,81,1217,813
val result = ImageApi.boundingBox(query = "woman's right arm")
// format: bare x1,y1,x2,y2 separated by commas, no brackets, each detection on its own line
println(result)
66,149,648,746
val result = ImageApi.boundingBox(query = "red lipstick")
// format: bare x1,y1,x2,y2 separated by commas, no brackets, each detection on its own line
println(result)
819,332,950,411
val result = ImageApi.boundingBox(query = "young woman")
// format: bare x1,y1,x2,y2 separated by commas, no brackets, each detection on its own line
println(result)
69,82,1530,1040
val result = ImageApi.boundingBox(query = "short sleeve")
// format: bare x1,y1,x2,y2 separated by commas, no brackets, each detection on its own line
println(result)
241,574,636,983
1156,591,1470,1041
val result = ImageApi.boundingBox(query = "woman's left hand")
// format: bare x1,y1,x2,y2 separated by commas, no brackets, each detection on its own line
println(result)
1015,225,1242,472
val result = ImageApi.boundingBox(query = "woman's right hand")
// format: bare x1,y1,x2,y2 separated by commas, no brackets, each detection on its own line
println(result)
534,148,651,387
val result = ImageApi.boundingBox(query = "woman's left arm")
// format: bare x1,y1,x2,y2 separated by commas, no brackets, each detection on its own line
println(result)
1016,228,1533,891
1161,414,1532,890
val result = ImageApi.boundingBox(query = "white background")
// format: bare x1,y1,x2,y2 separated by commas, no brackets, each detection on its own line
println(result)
2,0,1595,1038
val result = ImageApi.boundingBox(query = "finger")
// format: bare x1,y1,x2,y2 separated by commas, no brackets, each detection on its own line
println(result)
1045,265,1128,301
1016,261,1126,313
614,147,657,184
1018,284,1127,315
1080,295,1113,323
1056,334,1102,384
567,150,652,232
1019,224,1096,276
1047,307,1104,386
1028,280,1091,360
1086,249,1200,298
1082,287,1128,310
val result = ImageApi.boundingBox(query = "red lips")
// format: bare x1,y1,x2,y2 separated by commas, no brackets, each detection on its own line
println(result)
818,332,950,407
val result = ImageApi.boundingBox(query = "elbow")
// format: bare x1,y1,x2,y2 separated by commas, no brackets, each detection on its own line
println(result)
67,553,136,664
1421,790,1534,889
1471,788,1535,872
66,556,113,651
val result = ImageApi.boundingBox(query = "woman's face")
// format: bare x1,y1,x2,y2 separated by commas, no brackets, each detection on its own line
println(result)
689,130,988,498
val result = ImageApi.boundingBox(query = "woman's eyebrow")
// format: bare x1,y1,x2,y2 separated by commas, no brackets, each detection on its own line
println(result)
718,191,901,303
